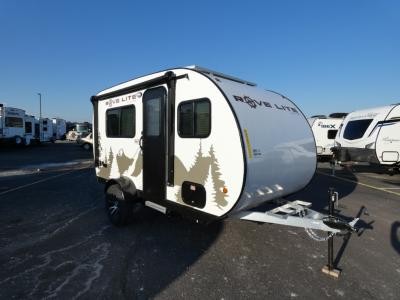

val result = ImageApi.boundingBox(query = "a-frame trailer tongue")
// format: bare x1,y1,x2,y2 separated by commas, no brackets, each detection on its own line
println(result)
233,187,359,278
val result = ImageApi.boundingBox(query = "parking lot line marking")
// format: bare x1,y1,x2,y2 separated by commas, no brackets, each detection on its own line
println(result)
317,171,400,197
0,168,87,197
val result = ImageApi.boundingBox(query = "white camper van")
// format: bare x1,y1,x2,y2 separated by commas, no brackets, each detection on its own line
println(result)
39,118,55,143
0,104,25,145
52,118,67,140
308,113,347,158
66,123,90,141
24,115,37,145
333,104,400,169
91,66,358,237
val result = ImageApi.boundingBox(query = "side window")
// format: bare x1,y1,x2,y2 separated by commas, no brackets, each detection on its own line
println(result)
5,117,23,128
178,99,211,138
106,105,135,138
25,122,32,133
343,119,373,140
327,130,338,139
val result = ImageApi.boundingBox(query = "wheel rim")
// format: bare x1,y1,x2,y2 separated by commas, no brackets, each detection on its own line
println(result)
16,137,21,144
108,199,119,216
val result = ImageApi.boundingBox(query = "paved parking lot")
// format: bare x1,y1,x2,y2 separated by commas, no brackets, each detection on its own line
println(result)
0,143,399,299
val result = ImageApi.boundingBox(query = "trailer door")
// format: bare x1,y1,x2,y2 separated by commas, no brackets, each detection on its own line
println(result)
142,86,167,202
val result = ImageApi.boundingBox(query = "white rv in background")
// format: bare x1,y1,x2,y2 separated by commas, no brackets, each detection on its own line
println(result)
89,66,358,237
0,104,25,145
24,115,37,145
52,118,67,140
66,123,90,141
39,118,55,142
333,104,400,170
308,113,347,158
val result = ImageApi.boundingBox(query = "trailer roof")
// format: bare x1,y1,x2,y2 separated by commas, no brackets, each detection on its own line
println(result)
187,66,257,87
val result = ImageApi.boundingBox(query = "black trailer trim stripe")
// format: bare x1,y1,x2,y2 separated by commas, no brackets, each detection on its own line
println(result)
90,96,100,167
91,73,188,102
167,76,176,186
368,118,400,137
91,71,188,170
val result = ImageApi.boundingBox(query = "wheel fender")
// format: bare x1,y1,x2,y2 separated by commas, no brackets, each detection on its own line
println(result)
105,177,137,201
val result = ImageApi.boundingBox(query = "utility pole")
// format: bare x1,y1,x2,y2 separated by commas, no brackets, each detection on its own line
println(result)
37,93,42,119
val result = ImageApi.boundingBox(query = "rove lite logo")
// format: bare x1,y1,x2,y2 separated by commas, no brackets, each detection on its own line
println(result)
106,92,142,108
233,95,299,113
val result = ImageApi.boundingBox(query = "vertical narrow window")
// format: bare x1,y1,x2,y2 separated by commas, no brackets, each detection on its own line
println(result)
120,106,135,137
145,98,161,136
195,101,210,136
25,122,32,133
179,102,193,136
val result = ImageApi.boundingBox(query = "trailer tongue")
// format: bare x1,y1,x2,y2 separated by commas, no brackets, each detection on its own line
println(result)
234,187,359,278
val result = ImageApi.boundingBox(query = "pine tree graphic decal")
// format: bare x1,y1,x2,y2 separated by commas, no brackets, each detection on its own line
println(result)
116,150,135,175
209,145,228,208
174,143,228,208
97,147,113,179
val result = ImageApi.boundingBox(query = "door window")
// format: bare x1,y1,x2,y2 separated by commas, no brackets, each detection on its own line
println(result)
145,98,161,136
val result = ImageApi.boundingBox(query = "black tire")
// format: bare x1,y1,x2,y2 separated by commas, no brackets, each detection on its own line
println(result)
15,136,23,146
105,184,133,226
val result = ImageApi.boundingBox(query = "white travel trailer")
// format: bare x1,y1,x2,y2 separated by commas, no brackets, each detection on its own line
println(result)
24,114,37,145
333,104,400,170
0,104,25,145
38,118,55,143
52,118,67,140
308,113,347,158
91,66,358,238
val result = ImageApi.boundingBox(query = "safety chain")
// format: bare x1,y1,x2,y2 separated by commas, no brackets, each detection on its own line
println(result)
299,209,335,242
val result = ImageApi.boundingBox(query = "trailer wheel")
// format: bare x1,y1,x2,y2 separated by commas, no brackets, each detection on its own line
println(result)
105,184,133,226
15,136,23,145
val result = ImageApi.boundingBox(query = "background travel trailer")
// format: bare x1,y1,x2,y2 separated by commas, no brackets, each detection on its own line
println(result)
333,104,400,169
308,113,347,158
38,118,55,143
52,118,67,140
91,66,317,226
24,115,37,145
0,104,25,145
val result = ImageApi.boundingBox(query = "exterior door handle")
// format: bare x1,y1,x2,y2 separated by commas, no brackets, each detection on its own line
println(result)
139,136,144,150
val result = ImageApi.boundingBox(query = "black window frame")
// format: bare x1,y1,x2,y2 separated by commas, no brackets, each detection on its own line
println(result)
106,104,136,138
327,129,338,140
25,121,33,134
178,98,211,138
343,119,373,140
5,117,23,128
